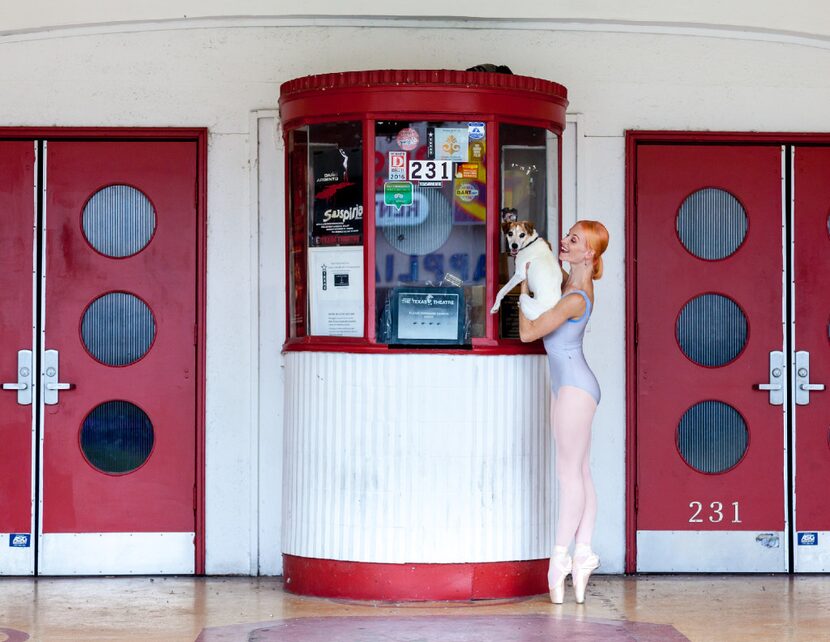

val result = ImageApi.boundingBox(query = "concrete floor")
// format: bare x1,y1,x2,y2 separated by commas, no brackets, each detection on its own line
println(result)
1,575,829,641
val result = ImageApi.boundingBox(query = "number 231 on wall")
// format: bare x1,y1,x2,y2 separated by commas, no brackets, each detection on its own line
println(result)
689,501,742,524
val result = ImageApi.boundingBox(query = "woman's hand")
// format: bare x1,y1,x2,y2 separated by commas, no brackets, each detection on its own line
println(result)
520,262,531,294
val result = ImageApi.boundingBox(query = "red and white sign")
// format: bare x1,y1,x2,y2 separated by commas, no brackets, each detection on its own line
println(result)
396,127,419,151
388,151,407,180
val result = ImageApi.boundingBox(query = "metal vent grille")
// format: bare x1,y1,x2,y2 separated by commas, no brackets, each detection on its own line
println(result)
83,185,156,257
677,188,747,260
677,401,748,474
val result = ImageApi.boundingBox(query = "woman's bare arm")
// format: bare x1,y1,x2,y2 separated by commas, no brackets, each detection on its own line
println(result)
518,281,585,343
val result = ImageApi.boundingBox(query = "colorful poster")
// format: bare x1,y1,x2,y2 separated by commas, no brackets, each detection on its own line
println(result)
311,145,363,246
308,246,364,337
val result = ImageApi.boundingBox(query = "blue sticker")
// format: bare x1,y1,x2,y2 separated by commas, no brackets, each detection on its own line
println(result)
9,533,31,548
798,532,818,546
467,122,486,140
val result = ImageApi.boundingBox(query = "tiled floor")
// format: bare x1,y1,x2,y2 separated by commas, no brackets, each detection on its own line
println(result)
1,575,829,641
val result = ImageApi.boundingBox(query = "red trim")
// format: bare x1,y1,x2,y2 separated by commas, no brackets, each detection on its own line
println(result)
625,132,638,574
282,554,548,600
195,128,208,575
282,336,545,356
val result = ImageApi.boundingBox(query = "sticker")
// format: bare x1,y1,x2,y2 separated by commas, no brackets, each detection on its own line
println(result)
453,179,486,223
408,160,452,182
434,128,469,162
396,127,420,151
417,181,443,188
389,151,407,180
384,181,414,210
469,140,486,162
426,127,435,159
455,182,480,203
468,122,486,140
798,532,818,546
376,192,429,227
455,163,479,179
9,534,30,548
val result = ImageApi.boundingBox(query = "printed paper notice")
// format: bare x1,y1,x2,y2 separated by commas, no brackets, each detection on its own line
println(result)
308,246,364,337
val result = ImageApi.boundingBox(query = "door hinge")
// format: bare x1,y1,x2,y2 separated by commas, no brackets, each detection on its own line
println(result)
634,484,639,513
634,322,639,347
194,323,198,346
193,484,197,513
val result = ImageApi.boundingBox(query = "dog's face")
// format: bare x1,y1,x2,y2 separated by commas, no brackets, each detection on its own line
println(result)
501,220,538,257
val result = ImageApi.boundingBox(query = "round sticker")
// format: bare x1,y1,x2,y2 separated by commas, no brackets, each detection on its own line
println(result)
396,127,420,151
456,183,480,203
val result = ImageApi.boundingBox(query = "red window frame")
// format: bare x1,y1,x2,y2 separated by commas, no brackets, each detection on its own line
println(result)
279,70,568,355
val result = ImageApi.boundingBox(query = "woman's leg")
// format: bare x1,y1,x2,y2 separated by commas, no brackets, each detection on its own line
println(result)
552,386,597,548
574,433,597,547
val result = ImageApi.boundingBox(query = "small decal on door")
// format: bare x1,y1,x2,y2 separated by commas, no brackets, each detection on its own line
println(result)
9,534,31,548
798,532,818,546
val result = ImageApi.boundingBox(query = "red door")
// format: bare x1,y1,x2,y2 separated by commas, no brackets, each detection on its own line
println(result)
793,147,830,571
39,141,198,574
635,145,787,571
0,142,36,575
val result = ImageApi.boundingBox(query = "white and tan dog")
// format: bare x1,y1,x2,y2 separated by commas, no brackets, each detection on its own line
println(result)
490,218,560,320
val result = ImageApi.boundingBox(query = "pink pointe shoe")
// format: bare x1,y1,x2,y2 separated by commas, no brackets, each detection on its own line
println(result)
547,546,572,604
572,546,600,604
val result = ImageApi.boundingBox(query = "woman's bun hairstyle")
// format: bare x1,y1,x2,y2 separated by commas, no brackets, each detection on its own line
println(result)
576,220,609,280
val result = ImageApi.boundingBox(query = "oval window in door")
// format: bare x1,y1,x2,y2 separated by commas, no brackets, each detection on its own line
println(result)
676,293,747,367
82,184,157,258
677,400,748,474
81,292,156,366
80,400,154,474
676,187,747,260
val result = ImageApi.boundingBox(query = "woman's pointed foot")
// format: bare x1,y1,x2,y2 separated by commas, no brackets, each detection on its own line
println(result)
548,546,572,604
572,545,600,604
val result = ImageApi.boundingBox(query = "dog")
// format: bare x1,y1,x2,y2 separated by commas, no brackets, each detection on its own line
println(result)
490,216,560,321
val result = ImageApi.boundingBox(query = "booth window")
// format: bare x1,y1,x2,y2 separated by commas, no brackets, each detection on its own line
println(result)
375,121,487,344
287,122,364,339
497,124,560,339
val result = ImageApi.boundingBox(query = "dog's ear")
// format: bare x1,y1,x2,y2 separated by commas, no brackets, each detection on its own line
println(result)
501,220,513,235
524,221,536,236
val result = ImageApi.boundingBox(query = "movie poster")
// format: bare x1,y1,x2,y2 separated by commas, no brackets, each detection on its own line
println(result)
311,145,364,246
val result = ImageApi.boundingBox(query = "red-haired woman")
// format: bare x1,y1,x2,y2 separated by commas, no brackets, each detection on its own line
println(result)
519,220,609,604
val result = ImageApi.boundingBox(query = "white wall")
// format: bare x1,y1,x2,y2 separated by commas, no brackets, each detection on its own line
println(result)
2,12,829,574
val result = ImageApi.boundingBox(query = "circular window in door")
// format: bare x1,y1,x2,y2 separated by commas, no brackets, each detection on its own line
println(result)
677,401,748,474
676,293,748,367
81,292,156,366
80,400,154,474
82,185,157,258
677,188,747,260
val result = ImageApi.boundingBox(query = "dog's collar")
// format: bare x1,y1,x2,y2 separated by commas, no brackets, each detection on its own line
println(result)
519,237,541,251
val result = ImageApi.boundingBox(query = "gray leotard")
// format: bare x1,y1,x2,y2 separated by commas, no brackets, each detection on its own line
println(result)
542,289,601,405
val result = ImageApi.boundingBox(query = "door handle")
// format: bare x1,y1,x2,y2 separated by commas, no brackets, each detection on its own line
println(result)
2,350,33,405
43,349,74,405
796,351,824,405
753,350,784,405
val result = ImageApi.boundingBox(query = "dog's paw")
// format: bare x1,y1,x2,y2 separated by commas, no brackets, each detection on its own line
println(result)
490,304,500,314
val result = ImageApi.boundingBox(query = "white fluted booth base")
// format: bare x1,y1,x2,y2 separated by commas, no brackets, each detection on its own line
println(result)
283,351,553,564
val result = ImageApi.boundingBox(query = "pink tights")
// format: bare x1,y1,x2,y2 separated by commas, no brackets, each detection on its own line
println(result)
551,386,598,549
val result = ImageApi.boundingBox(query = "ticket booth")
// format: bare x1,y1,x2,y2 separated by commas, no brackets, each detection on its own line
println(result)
278,69,568,600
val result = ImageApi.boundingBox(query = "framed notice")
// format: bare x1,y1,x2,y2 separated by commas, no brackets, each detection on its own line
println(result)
389,286,466,346
308,246,364,337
